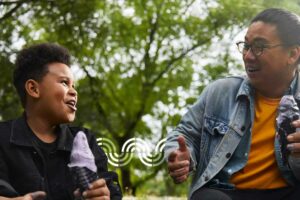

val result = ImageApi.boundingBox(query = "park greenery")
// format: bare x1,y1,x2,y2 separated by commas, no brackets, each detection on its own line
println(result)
1,0,300,197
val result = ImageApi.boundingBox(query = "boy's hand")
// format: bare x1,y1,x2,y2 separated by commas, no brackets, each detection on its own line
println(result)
0,191,46,200
27,192,46,200
167,135,190,184
74,178,110,200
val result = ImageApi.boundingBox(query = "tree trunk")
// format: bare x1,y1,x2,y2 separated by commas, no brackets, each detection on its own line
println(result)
121,168,134,195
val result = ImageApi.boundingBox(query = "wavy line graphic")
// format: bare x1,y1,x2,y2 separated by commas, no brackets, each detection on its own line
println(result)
97,138,166,167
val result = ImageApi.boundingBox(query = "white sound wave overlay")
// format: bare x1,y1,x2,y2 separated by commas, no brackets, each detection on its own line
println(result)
97,138,166,167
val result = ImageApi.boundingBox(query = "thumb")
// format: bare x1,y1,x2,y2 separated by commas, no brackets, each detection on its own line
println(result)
177,135,187,152
73,188,82,200
168,151,178,162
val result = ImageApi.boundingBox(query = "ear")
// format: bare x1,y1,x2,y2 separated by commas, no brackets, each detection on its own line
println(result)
25,79,40,98
287,46,300,66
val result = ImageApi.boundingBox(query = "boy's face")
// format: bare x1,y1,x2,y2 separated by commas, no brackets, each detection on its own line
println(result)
36,62,77,124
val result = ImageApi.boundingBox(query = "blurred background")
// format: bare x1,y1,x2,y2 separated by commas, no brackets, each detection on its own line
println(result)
1,0,300,199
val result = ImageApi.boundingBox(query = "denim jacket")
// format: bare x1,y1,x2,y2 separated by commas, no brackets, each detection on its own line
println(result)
164,74,300,199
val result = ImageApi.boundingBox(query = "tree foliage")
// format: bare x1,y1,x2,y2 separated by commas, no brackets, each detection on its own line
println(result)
1,0,300,196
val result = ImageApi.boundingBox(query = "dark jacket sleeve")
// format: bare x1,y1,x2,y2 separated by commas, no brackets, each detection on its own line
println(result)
0,180,18,197
0,135,18,197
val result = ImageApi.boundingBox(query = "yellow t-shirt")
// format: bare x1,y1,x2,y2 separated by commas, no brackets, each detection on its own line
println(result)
230,93,287,189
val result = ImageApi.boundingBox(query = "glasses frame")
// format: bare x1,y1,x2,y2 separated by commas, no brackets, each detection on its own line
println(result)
236,41,286,57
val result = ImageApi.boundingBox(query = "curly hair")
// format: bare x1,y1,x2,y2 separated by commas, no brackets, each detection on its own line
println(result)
13,43,71,107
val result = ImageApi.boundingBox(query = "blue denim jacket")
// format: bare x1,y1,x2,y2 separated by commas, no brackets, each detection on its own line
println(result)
164,74,300,199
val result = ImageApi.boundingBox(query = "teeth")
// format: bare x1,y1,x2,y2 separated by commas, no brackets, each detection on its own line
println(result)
67,101,75,106
247,68,259,72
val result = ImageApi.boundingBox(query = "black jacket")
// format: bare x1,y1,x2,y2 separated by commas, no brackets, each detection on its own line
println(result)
0,115,122,199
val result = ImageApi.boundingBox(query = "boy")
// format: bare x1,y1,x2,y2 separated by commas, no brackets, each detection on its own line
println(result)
0,43,122,200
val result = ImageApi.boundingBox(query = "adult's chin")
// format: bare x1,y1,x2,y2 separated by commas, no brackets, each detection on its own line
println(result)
248,77,261,88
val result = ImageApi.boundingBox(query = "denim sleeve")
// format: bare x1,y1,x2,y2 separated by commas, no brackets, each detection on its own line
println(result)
288,154,300,181
164,84,209,169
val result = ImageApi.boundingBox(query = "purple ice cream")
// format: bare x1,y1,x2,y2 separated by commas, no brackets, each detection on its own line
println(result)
68,131,98,192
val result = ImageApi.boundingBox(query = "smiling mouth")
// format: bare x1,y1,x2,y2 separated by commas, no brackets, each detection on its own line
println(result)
66,100,77,111
247,67,260,73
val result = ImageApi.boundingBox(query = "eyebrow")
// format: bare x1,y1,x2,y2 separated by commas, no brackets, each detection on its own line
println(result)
245,37,269,43
58,76,71,79
58,76,75,83
59,76,76,86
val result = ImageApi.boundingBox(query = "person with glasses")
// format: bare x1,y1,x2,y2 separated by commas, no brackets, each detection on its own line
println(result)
164,8,300,200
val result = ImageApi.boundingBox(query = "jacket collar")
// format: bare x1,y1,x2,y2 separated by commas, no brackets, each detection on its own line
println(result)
236,72,300,100
292,72,300,100
10,114,74,152
236,75,252,100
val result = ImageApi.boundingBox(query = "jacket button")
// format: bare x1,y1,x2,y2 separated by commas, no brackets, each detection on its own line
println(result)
204,176,209,181
241,126,245,131
226,153,231,158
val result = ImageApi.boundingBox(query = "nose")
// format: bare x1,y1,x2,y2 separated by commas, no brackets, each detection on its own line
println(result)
243,49,256,61
69,86,77,98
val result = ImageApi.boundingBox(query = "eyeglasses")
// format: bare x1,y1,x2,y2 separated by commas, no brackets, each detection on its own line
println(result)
236,41,286,56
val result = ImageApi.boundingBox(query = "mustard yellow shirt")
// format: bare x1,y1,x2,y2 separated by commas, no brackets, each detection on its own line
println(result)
230,93,287,189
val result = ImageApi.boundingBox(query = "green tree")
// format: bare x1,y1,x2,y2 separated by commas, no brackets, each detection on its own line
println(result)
1,0,300,196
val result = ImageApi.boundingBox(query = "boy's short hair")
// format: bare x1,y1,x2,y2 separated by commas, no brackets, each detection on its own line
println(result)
13,43,71,107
